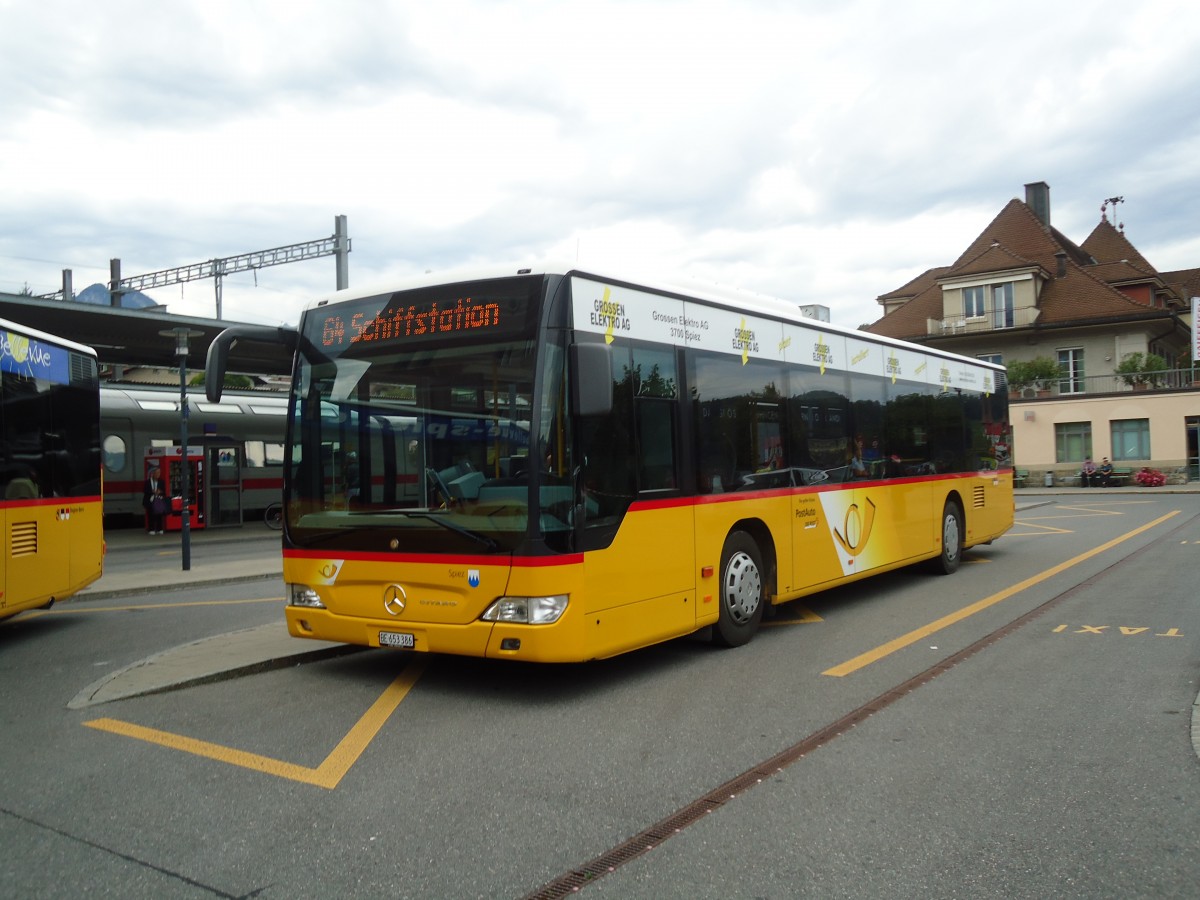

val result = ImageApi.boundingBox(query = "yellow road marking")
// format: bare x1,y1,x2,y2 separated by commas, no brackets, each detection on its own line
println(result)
823,510,1180,677
84,657,428,789
762,606,822,627
1007,522,1075,536
1044,505,1124,517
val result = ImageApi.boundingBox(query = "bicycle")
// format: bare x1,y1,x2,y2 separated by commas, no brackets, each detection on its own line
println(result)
264,501,283,530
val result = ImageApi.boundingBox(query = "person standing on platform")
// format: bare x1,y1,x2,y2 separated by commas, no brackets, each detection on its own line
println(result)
143,465,166,534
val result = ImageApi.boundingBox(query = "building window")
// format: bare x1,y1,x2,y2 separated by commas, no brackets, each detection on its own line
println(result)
1055,422,1092,463
1058,348,1084,394
964,286,986,318
992,282,1015,328
1110,419,1150,461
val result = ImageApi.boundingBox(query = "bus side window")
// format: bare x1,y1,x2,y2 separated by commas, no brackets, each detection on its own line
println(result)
632,346,678,493
577,341,636,530
636,399,676,490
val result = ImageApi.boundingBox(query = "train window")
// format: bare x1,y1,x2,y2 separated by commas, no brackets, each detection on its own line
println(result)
198,403,239,414
245,441,286,467
138,400,177,411
245,441,265,467
249,404,288,416
102,434,126,473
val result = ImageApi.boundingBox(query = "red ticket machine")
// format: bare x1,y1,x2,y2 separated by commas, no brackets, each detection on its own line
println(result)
144,448,205,532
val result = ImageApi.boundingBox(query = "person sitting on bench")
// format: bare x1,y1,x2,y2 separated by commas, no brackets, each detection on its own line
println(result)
1080,457,1098,487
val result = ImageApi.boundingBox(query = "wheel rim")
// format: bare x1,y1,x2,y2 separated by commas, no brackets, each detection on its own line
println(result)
723,550,761,625
943,510,961,563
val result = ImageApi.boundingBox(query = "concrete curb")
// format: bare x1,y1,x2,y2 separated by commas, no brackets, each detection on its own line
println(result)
68,622,360,709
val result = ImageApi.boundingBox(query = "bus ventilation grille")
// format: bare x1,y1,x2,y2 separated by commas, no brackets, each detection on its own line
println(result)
11,521,38,557
973,485,986,509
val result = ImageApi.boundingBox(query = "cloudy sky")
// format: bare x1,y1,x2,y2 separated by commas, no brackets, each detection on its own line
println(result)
2,0,1198,330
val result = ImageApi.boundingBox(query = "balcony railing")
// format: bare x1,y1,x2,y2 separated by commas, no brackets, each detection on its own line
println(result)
1009,367,1200,399
928,306,1040,335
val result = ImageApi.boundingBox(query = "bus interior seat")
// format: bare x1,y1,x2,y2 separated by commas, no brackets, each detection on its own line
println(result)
448,470,485,501
438,461,473,483
5,478,38,500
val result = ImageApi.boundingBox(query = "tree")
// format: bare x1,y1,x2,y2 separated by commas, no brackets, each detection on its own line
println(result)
1005,356,1062,393
1114,351,1167,388
189,372,255,390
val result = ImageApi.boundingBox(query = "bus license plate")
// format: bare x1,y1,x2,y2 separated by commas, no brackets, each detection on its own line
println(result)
379,631,415,649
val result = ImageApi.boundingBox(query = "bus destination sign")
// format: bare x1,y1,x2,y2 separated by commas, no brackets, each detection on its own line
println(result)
320,296,503,350
310,277,542,354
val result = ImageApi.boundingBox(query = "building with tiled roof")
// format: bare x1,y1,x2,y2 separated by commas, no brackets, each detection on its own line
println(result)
864,182,1198,482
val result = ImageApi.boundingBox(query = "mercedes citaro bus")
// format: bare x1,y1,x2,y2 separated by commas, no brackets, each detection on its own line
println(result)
206,264,1013,662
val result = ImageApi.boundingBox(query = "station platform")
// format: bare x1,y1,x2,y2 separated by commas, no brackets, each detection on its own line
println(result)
81,520,284,600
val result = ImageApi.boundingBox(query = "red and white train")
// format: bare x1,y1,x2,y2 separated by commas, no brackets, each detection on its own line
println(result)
100,386,287,526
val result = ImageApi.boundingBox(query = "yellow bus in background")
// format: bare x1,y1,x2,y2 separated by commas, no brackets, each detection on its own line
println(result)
208,265,1013,662
0,319,103,621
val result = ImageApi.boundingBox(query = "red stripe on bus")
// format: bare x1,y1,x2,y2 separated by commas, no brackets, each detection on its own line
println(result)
687,470,999,505
283,548,584,567
0,495,103,508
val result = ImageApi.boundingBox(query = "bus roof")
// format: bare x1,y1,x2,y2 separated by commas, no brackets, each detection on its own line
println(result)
302,262,1004,373
0,314,98,358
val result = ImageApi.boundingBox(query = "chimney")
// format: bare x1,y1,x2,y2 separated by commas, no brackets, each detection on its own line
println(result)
1055,251,1067,278
1025,181,1051,226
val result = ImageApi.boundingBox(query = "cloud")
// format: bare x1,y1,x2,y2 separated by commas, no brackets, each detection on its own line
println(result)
2,0,1198,331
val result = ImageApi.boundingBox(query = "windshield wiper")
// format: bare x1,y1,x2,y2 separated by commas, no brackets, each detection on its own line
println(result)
399,511,500,551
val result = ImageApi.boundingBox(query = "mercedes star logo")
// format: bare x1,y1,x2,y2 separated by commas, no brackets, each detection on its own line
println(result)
383,583,407,616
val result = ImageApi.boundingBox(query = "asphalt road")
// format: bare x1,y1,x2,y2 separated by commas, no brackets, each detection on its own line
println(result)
2,494,1198,898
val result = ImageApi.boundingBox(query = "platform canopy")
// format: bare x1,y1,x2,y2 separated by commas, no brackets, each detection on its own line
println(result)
0,293,294,376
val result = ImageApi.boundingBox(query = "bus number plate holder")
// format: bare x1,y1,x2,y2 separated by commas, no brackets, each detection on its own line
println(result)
379,631,415,649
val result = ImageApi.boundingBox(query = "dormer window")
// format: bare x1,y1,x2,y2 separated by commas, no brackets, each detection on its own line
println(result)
992,282,1015,328
957,281,1016,326
963,286,986,318
938,270,1034,336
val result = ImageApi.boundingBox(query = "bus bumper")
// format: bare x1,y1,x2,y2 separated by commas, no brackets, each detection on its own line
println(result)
284,606,594,663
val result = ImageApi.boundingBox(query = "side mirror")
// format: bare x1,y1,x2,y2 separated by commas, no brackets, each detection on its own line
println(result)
204,325,298,401
570,342,613,417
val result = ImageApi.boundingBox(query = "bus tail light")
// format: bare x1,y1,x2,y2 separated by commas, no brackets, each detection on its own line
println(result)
288,584,326,609
481,594,568,625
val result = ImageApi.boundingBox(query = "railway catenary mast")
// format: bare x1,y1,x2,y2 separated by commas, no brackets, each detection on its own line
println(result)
39,216,351,321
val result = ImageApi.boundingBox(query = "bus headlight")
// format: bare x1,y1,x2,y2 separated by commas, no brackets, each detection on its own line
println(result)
481,594,568,625
287,584,326,609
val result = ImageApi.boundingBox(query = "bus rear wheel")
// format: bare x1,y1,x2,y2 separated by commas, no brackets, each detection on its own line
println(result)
713,531,764,647
929,500,963,575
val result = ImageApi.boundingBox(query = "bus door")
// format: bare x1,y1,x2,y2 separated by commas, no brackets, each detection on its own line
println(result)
207,444,243,526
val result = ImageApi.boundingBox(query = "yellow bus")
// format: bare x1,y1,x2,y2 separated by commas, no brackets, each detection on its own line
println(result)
0,318,103,621
207,265,1013,661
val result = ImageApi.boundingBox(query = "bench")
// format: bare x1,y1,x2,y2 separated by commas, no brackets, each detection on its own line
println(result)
1013,468,1030,488
1079,466,1133,487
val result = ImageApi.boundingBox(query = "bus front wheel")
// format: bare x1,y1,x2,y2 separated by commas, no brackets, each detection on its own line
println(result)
930,500,964,575
714,531,764,647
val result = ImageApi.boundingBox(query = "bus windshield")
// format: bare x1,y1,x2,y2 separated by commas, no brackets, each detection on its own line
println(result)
285,276,569,554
